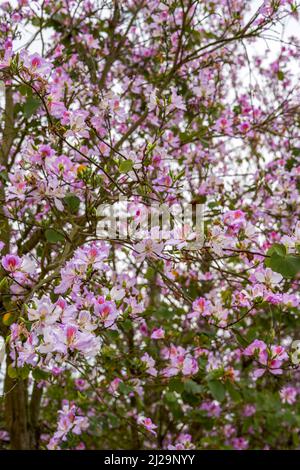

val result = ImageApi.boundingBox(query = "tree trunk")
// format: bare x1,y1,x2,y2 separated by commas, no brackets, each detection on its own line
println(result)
4,354,31,449
4,354,43,449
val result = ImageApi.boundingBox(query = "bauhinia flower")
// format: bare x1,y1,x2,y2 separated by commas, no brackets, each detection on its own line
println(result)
137,416,157,436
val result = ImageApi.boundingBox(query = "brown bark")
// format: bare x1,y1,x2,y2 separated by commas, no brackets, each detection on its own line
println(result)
4,354,31,449
4,355,43,449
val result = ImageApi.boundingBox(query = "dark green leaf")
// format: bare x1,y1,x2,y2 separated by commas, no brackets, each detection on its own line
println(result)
184,379,202,395
24,96,40,117
119,159,134,173
7,365,18,379
277,70,284,81
266,243,287,258
292,148,300,157
20,365,30,380
45,228,65,244
118,382,133,394
169,378,184,393
226,381,241,402
32,368,49,381
266,252,300,278
64,194,80,213
208,380,226,401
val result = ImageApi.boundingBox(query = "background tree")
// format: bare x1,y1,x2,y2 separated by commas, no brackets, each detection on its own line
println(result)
0,0,300,450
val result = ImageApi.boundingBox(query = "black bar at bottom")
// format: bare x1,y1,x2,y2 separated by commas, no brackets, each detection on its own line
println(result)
0,449,299,467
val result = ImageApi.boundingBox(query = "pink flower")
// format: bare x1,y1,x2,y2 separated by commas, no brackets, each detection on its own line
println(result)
188,297,212,319
213,116,233,134
168,433,195,450
243,339,267,356
254,268,283,287
21,51,52,75
267,345,288,375
138,416,157,436
169,86,186,111
94,297,119,329
232,437,249,450
27,295,62,325
108,378,122,395
1,254,22,272
65,326,101,357
76,243,109,270
244,341,288,376
134,238,164,262
48,401,89,449
223,424,236,438
53,44,65,58
280,386,297,405
243,404,256,417
162,346,198,377
223,210,246,228
49,101,67,118
182,356,199,376
39,144,54,159
82,34,99,49
200,400,221,417
74,379,88,392
150,327,165,339
153,174,172,193
65,110,89,138
141,353,157,377
238,121,251,134
0,38,13,69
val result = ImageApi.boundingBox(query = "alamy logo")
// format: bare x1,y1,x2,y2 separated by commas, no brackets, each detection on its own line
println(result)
96,198,205,251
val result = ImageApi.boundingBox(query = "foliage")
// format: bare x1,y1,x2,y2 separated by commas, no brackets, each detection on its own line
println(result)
0,0,300,451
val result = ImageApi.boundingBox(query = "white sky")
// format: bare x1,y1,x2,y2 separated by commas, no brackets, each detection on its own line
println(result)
7,0,300,55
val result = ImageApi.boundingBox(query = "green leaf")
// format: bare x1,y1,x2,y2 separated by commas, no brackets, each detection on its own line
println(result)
184,379,202,395
118,382,133,394
119,159,133,173
277,70,284,81
292,148,300,157
104,330,119,341
181,391,199,406
23,96,40,117
266,243,286,259
208,380,226,402
0,277,9,293
155,305,173,319
7,364,18,379
264,244,300,278
122,319,132,332
19,84,30,96
197,195,207,204
145,267,155,281
266,253,300,278
45,228,65,244
169,378,184,394
232,328,249,347
0,170,8,183
31,17,41,27
64,194,80,213
3,312,14,326
206,367,224,381
226,381,241,402
107,412,120,428
164,392,184,418
20,365,30,380
164,391,177,403
32,368,49,381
